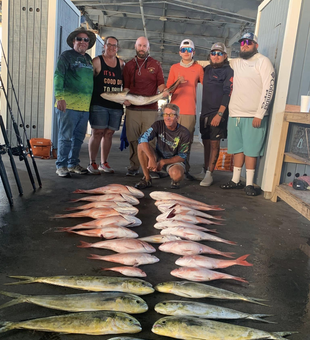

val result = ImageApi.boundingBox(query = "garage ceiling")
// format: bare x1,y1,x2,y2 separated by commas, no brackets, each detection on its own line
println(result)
71,0,263,75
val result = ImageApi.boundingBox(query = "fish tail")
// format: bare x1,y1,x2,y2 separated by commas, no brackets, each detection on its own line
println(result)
64,207,77,211
223,239,237,245
5,276,37,285
68,198,79,202
249,314,276,323
0,321,15,334
220,251,235,258
77,241,92,248
54,227,71,232
271,331,298,339
235,254,253,267
245,297,269,306
233,276,248,284
53,214,67,218
87,254,103,260
72,189,85,193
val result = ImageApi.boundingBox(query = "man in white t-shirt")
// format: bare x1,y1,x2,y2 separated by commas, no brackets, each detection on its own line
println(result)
220,32,275,196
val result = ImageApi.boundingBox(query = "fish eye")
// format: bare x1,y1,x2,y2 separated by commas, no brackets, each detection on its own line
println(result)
162,320,166,324
136,300,141,304
162,302,167,305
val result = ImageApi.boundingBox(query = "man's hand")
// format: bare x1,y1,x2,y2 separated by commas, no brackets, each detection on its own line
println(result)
211,114,222,127
156,159,166,171
252,117,262,128
123,100,131,106
57,100,66,112
161,90,170,99
147,157,157,171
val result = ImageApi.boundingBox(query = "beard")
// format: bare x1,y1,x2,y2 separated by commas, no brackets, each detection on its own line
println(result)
136,50,148,59
240,46,258,60
210,59,226,68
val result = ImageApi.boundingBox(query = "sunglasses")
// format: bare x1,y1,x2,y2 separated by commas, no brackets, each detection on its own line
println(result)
75,37,90,43
163,113,176,118
210,51,224,56
240,39,254,46
180,47,194,53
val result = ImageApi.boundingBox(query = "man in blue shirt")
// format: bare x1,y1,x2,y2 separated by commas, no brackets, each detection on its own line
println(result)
135,103,190,189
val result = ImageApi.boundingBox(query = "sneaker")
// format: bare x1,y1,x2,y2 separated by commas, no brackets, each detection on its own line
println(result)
171,180,180,189
87,162,100,175
135,177,152,189
150,171,160,179
200,170,213,187
68,164,88,175
194,167,206,180
126,168,139,176
99,162,114,173
56,167,70,177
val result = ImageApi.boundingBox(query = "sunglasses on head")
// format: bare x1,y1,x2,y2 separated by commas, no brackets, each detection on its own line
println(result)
75,37,90,43
180,47,193,53
240,39,254,46
210,51,224,56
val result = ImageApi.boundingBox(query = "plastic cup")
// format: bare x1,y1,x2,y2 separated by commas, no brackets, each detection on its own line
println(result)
300,95,310,112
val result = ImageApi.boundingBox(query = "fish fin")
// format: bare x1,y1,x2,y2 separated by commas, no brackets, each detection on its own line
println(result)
233,276,248,284
249,314,276,323
223,239,237,245
0,299,23,309
245,297,270,307
68,199,79,202
271,332,298,339
221,252,235,258
64,207,77,211
0,322,15,334
5,276,37,285
72,189,84,193
235,254,253,267
87,254,103,260
53,214,66,219
77,241,92,248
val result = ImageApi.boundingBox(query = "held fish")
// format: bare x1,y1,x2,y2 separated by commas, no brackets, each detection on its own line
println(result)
138,235,182,243
154,281,267,305
155,199,224,211
78,239,156,253
154,300,274,323
152,316,295,340
6,276,154,295
158,240,235,258
102,267,147,277
154,221,217,233
170,267,248,284
160,227,236,245
69,193,140,205
0,311,142,335
73,184,144,198
175,254,253,269
0,291,148,313
156,209,223,225
100,77,182,106
88,253,160,266
67,226,139,239
55,215,142,232
53,208,136,219
65,202,138,213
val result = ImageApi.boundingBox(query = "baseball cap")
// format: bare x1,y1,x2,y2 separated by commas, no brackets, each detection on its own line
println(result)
238,32,258,43
180,39,195,50
211,42,227,53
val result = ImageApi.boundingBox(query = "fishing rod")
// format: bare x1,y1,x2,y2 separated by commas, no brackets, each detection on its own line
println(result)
0,145,13,206
0,114,23,197
0,40,42,188
0,74,36,191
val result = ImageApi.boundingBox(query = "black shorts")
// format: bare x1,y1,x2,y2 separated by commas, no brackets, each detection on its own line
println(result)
200,112,228,140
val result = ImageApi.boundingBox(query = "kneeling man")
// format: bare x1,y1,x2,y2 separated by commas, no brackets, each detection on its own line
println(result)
135,103,190,189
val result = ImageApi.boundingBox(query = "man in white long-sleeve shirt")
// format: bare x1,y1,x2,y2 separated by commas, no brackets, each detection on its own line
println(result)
220,32,275,196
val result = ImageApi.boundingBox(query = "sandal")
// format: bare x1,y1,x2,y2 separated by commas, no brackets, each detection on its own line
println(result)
244,185,258,196
220,180,244,189
135,177,152,189
170,180,180,189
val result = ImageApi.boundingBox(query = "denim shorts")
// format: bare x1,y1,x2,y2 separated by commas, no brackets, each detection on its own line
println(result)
89,105,123,130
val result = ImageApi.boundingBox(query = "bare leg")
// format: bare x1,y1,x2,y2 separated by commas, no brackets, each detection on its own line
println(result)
202,139,210,170
209,140,220,172
137,144,156,181
89,128,104,162
100,128,115,164
168,164,185,182
245,155,257,170
233,152,245,168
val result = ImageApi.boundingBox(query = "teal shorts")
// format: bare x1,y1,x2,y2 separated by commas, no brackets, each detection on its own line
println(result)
227,116,268,157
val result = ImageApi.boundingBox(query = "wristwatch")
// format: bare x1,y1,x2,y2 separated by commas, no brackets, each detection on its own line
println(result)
218,111,224,117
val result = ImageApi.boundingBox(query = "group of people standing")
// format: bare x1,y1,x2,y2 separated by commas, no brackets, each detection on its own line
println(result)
54,27,275,197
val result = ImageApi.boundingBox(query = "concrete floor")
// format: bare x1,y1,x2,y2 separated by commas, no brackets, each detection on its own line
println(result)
0,132,310,340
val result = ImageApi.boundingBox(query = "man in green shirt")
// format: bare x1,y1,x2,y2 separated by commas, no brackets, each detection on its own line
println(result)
54,27,95,177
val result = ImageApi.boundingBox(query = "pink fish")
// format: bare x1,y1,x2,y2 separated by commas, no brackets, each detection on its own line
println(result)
175,254,253,269
150,191,219,209
69,193,140,205
155,200,224,211
67,226,139,239
154,221,217,233
138,235,182,243
88,253,159,266
170,267,248,283
156,209,223,225
65,202,138,213
158,240,234,258
73,184,144,198
53,208,128,220
102,266,147,277
78,239,156,253
55,215,142,232
160,227,236,245
157,204,223,220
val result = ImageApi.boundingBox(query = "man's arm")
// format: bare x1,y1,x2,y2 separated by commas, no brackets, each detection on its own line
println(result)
92,56,101,76
139,142,158,171
157,155,185,171
54,54,68,112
